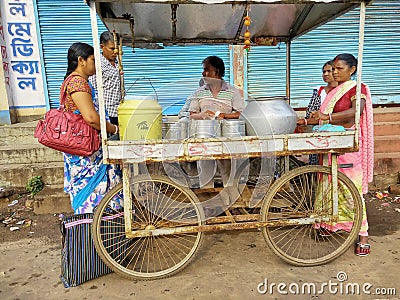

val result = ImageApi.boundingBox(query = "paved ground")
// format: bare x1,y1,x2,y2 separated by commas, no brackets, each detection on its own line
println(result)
0,191,399,300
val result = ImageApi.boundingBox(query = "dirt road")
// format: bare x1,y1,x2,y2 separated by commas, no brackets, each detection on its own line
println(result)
1,192,400,300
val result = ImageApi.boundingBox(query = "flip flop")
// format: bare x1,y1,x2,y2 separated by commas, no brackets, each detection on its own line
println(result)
355,242,371,256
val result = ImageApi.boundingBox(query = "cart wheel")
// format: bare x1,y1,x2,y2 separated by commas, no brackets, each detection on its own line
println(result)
260,165,362,266
236,156,303,188
275,155,305,178
235,156,303,213
93,175,205,280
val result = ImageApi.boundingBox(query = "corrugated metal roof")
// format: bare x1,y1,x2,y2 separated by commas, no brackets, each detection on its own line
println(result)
93,0,366,44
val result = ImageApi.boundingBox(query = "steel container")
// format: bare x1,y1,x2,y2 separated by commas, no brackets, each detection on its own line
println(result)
240,96,297,136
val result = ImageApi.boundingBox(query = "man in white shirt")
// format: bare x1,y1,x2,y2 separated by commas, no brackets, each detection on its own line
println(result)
90,31,122,126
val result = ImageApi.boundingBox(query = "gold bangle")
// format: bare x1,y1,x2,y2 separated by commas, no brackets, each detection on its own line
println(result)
328,113,332,123
304,118,308,125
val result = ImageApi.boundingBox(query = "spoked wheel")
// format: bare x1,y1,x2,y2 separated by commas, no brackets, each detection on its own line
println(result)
93,175,205,280
235,156,303,214
275,155,305,178
162,162,194,188
261,165,362,266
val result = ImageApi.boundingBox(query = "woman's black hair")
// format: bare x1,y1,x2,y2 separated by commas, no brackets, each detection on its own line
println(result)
202,55,225,77
333,53,358,76
65,42,94,79
322,60,333,70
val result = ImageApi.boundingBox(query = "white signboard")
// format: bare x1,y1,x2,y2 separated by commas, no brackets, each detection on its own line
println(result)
0,0,45,109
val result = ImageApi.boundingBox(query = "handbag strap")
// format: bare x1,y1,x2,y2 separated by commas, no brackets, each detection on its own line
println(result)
59,74,82,110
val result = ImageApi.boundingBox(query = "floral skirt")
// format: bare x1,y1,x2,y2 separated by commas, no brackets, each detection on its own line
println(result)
64,148,121,214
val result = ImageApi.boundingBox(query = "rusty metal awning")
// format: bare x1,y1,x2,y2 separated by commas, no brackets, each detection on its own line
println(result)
87,0,369,47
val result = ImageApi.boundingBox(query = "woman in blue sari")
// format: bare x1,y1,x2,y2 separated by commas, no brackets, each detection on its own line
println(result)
62,42,121,214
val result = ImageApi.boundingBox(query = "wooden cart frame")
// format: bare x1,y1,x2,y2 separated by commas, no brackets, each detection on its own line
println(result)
85,0,370,280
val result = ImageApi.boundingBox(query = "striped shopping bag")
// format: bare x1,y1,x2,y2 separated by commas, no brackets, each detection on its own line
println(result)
59,213,124,288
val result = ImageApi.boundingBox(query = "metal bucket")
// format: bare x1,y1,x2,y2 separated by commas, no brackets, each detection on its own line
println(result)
162,121,174,138
178,117,189,139
221,119,246,137
190,120,220,138
118,96,162,140
163,121,187,140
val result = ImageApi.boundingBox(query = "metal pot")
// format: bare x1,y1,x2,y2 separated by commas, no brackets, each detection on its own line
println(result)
189,119,221,138
221,119,246,137
240,96,297,136
162,119,188,140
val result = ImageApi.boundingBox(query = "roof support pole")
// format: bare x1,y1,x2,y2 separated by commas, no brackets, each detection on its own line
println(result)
88,0,109,161
286,41,291,102
354,1,366,150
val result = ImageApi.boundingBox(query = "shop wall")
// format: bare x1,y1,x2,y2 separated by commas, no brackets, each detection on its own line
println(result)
0,0,46,123
36,0,229,115
0,11,11,125
5,0,397,123
247,0,400,108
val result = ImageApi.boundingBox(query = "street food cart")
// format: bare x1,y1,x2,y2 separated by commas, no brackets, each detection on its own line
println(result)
86,0,371,280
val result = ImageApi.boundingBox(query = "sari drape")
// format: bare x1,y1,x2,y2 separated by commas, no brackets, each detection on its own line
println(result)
317,80,374,236
63,77,121,214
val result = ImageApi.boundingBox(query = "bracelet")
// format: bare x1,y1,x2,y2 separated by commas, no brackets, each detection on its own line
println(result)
304,118,308,125
328,113,332,123
114,125,119,135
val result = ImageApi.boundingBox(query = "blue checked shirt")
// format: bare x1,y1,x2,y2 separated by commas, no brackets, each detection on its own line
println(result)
89,55,122,118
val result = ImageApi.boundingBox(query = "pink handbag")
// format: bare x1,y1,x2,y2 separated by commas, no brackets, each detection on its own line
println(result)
34,76,100,156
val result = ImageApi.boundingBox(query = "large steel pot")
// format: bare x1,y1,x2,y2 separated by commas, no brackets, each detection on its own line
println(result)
162,118,189,140
240,96,297,136
189,119,220,138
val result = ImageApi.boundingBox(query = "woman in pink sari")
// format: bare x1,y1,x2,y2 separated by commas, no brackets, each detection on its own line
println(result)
311,53,374,256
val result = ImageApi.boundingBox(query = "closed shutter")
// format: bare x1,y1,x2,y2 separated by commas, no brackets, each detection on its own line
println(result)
247,44,288,99
36,0,229,113
36,0,107,108
121,45,229,115
247,0,400,107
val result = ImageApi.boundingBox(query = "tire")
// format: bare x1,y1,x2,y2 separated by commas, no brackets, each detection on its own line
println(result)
275,155,305,178
234,156,304,212
93,175,205,280
260,165,362,266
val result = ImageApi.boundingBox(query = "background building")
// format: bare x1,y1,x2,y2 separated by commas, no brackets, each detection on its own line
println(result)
1,0,399,123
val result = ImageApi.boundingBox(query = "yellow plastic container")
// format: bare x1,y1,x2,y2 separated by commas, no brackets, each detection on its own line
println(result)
118,96,162,140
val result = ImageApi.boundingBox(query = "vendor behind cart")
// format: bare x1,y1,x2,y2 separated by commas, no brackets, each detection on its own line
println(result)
182,56,243,120
184,56,244,193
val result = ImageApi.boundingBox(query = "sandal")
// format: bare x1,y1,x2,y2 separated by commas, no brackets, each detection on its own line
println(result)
355,242,371,256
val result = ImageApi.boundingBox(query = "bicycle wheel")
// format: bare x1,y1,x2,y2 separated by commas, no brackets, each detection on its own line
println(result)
93,175,205,280
261,165,362,266
275,155,305,178
235,156,303,212
236,156,304,188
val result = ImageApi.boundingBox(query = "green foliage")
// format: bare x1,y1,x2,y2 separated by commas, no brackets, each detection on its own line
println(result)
26,176,44,196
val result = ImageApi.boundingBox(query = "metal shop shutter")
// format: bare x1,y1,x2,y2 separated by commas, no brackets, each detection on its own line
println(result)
247,0,400,107
36,0,107,108
246,44,288,100
36,0,229,114
121,45,230,115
